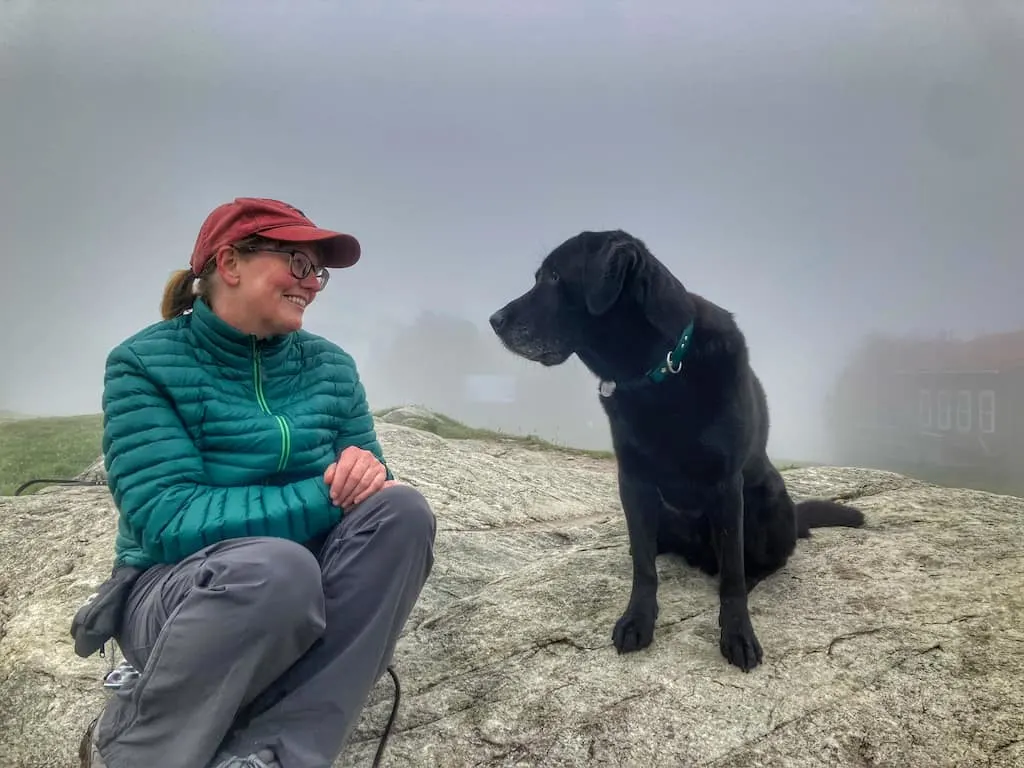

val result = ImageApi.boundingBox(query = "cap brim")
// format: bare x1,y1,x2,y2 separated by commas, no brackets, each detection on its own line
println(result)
258,224,361,268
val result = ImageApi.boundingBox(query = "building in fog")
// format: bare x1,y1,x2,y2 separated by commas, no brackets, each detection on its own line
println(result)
358,310,611,450
825,330,1024,476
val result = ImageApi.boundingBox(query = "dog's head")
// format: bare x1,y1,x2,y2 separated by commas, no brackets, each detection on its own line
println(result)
489,230,693,376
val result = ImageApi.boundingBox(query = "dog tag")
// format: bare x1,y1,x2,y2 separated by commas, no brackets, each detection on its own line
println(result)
599,380,616,398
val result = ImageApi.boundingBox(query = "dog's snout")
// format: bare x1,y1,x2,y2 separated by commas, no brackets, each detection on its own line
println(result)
489,309,508,333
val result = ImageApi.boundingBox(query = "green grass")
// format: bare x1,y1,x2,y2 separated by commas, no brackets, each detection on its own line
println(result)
0,413,104,496
372,406,616,459
371,408,813,469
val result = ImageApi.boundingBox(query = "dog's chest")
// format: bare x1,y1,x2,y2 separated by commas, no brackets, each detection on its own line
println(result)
605,391,711,452
656,485,706,521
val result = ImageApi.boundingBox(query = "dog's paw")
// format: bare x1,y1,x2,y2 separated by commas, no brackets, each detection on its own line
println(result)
612,609,656,653
719,616,763,672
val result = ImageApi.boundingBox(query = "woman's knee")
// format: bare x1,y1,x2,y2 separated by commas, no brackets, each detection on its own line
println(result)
377,484,437,547
199,537,326,635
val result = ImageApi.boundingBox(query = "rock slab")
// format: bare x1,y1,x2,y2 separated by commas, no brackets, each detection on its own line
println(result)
1,422,1022,767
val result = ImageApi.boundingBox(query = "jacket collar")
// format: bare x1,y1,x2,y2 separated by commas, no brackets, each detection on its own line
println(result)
189,298,293,368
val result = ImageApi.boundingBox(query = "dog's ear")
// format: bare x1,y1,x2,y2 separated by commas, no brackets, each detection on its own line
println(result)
583,233,638,316
635,252,693,341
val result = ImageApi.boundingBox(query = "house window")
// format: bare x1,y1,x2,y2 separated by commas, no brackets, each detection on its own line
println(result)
978,390,996,434
918,389,932,428
936,389,952,431
955,390,972,432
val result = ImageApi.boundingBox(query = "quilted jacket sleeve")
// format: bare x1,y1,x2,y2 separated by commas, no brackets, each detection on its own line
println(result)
102,344,341,564
332,363,394,481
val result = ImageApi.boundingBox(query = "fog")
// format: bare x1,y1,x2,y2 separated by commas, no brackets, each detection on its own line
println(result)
2,0,1021,463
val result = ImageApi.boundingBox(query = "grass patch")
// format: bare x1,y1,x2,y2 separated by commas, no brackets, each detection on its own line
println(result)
0,413,104,496
373,406,616,460
372,407,810,469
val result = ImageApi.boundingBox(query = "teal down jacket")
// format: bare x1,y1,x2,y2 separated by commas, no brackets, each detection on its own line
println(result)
102,297,392,569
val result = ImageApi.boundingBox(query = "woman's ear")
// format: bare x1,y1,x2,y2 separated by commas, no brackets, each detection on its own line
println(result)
214,245,243,287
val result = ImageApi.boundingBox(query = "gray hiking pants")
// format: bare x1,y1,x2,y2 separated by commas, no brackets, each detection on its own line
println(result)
93,484,436,768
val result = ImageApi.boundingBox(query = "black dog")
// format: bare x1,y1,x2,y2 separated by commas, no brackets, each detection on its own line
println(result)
489,230,865,672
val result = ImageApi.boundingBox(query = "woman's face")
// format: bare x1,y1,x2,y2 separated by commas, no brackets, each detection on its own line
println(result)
215,240,328,338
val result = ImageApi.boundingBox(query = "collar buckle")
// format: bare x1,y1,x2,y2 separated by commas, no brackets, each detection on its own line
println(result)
597,320,694,398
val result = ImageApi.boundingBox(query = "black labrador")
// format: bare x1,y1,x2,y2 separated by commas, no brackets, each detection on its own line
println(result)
488,230,865,672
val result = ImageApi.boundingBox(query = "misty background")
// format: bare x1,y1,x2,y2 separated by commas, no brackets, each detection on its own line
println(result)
2,1,1021,463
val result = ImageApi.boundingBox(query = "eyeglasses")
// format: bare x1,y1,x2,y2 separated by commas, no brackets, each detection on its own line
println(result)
236,245,331,290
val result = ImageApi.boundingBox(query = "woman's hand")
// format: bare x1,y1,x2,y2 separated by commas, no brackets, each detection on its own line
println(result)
323,446,388,509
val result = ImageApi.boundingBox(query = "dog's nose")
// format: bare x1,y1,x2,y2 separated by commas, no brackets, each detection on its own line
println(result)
489,309,507,333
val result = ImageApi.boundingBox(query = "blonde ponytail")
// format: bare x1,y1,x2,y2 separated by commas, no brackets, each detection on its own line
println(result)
160,269,197,319
161,257,217,319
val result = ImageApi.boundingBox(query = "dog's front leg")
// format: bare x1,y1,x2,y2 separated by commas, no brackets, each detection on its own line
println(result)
710,474,763,671
612,472,661,653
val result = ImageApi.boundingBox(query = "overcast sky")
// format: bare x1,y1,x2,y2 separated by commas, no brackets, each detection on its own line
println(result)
1,0,1021,461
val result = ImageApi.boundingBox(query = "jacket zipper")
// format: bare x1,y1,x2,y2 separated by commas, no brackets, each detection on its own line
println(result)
251,337,291,473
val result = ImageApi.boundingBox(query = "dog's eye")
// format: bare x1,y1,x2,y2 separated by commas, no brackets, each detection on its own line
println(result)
536,270,559,286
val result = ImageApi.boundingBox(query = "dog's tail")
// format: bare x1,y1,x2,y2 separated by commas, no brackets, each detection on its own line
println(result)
795,499,865,538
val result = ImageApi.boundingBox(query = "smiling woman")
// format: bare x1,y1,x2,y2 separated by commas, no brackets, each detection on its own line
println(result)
159,197,359,330
75,197,437,768
168,233,328,336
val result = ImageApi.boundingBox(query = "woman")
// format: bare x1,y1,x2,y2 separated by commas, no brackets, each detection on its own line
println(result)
81,197,437,768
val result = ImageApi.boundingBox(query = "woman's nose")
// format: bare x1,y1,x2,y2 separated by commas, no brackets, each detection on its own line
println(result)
300,271,323,291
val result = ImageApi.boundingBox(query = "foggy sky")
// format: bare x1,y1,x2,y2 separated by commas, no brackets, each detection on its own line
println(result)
2,0,1022,461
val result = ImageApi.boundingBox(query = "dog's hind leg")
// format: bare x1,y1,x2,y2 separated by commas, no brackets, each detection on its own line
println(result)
745,574,765,594
741,462,801,584
611,471,663,655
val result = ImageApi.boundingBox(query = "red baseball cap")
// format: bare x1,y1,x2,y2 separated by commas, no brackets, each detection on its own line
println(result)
189,197,361,275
